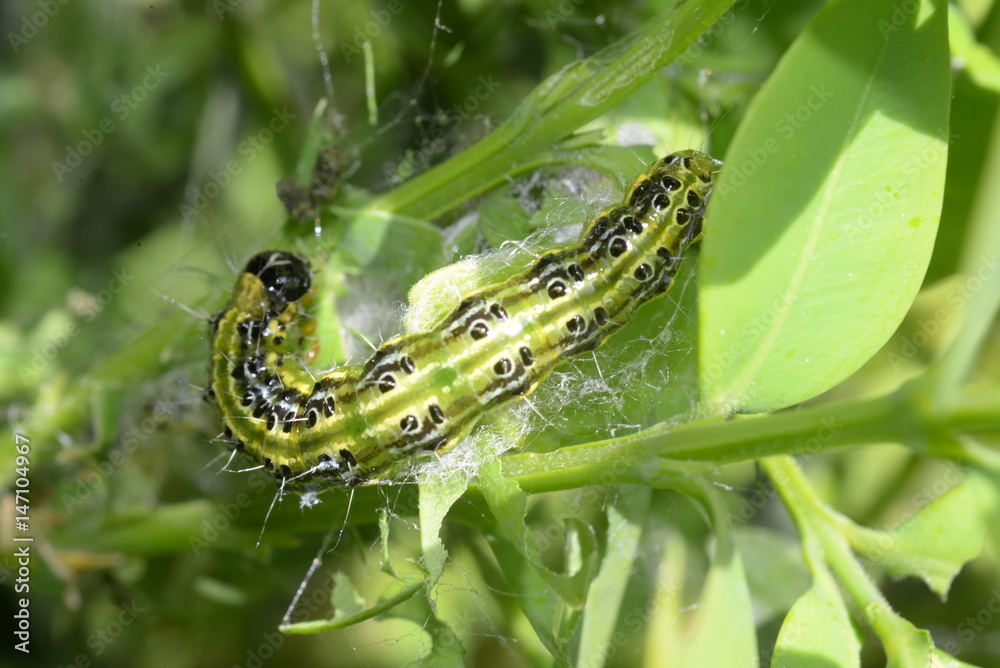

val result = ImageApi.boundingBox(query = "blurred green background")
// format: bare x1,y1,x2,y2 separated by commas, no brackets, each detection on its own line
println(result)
3,0,1000,666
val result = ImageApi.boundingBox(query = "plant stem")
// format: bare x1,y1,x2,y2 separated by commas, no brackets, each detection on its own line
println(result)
501,382,1000,494
762,457,887,608
762,456,933,665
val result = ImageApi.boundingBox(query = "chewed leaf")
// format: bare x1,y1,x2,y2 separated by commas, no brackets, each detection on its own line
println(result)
408,600,467,668
700,0,950,412
329,571,365,620
477,457,597,608
846,470,994,597
418,468,470,588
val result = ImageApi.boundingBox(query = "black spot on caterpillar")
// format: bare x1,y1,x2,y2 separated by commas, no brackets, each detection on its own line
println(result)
209,150,722,491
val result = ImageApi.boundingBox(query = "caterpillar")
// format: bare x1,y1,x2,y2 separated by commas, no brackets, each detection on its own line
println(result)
208,150,722,492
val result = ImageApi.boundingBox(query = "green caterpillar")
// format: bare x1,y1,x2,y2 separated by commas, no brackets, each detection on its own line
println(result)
208,150,721,491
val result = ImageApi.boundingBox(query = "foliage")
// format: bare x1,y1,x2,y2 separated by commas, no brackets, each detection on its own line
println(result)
3,0,1000,666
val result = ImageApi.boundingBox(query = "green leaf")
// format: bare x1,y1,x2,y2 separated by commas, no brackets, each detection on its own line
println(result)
418,468,470,588
292,98,336,188
646,483,757,666
484,528,570,663
575,485,650,668
280,505,431,635
477,457,596,607
338,210,445,292
310,257,349,368
949,4,1000,95
845,470,994,597
700,0,951,412
410,605,467,668
329,571,366,620
881,615,934,668
735,527,811,618
931,648,982,668
770,561,861,668
645,527,758,666
476,182,534,251
473,456,601,664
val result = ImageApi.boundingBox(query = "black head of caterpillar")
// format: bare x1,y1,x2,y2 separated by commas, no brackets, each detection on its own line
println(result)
208,150,722,493
243,251,312,308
